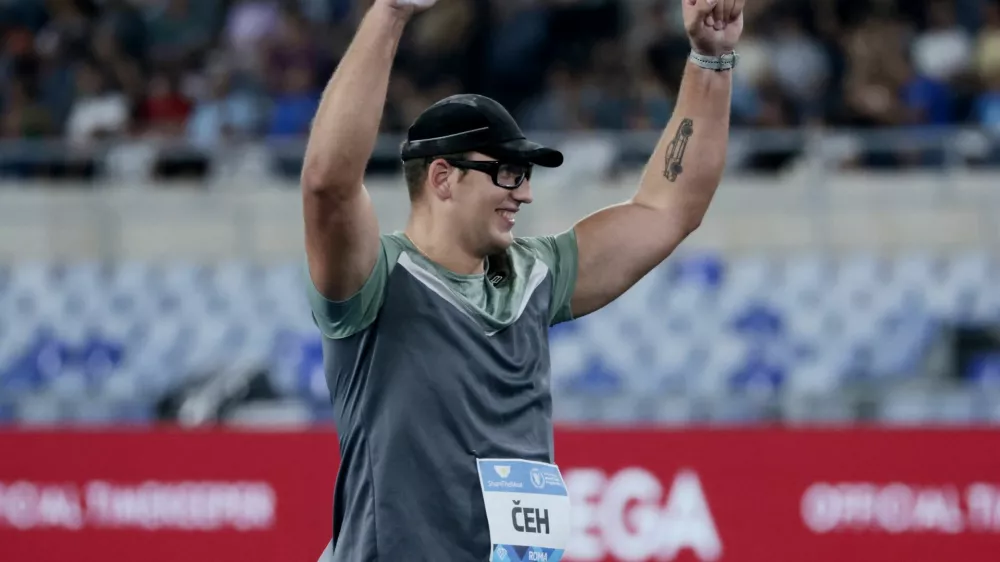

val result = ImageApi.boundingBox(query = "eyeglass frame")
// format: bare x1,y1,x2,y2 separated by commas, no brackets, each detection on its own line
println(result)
442,158,533,190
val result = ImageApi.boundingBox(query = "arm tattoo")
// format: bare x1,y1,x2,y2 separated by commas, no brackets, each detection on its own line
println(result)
663,118,694,182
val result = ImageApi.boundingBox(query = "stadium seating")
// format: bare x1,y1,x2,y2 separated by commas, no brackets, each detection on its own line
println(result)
2,252,1000,425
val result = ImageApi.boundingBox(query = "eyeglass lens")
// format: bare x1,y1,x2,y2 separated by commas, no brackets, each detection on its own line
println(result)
496,163,531,188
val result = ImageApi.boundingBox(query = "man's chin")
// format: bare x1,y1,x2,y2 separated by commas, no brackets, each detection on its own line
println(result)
484,232,514,255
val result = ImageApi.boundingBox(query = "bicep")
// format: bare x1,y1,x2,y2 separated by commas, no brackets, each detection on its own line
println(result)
570,202,690,318
303,184,381,302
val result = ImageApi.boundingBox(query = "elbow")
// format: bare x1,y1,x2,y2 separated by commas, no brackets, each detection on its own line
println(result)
301,153,363,197
300,160,331,194
633,196,707,239
661,203,706,242
301,175,327,195
673,183,717,236
678,195,712,236
301,164,348,196
679,212,703,237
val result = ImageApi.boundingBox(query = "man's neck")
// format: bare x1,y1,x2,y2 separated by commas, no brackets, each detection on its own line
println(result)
403,223,486,276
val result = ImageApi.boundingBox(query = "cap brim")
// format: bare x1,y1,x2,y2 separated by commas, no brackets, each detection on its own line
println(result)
486,138,564,168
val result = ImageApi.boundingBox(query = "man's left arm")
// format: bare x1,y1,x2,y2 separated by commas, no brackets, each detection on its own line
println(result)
568,0,744,319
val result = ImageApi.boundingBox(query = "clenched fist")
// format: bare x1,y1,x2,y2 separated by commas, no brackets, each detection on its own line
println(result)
683,0,745,57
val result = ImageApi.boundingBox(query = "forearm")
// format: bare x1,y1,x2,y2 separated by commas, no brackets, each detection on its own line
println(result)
301,4,408,194
632,60,733,232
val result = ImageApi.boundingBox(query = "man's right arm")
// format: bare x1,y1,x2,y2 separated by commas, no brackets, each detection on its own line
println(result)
300,3,411,302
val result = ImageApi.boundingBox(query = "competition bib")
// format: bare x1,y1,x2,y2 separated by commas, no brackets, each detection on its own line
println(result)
476,459,571,562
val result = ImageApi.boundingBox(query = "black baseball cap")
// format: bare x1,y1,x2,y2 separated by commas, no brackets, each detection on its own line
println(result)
400,94,564,168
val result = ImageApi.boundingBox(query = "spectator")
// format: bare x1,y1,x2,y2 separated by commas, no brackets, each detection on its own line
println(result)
478,0,541,105
974,6,1000,131
259,8,324,96
97,0,147,61
1,79,54,139
1,0,49,31
140,72,192,138
974,70,1000,132
1,26,39,102
89,20,143,102
186,69,260,150
34,0,92,63
382,74,433,133
518,65,586,132
976,0,1000,79
296,0,355,26
736,72,795,129
972,52,1000,164
266,64,320,139
768,13,830,122
580,40,633,130
625,0,672,62
35,40,77,134
629,68,674,131
145,0,222,66
732,27,773,96
64,61,130,147
841,17,912,128
911,0,973,84
900,57,955,127
5,0,1000,176
224,0,281,75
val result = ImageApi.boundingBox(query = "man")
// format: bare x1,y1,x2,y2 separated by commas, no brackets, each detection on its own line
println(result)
304,0,744,560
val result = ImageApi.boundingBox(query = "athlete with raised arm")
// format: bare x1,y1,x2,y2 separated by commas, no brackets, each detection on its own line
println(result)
305,0,745,559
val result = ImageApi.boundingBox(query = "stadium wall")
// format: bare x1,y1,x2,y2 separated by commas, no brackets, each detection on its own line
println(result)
1,171,999,262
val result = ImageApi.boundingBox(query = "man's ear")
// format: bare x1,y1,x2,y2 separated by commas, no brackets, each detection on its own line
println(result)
427,158,454,201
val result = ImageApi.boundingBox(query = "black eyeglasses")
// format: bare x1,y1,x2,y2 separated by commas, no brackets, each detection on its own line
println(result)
444,159,533,189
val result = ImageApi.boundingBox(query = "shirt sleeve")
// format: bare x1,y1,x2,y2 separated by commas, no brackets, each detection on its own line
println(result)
304,239,390,340
518,229,579,326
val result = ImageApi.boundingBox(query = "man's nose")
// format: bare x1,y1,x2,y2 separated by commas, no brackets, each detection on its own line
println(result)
512,180,533,204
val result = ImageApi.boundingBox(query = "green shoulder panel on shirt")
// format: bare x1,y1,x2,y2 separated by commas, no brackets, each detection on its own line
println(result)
515,228,579,326
305,234,408,339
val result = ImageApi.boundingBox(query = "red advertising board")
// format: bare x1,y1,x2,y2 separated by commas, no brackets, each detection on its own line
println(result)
555,428,1000,562
2,428,1000,562
0,430,339,562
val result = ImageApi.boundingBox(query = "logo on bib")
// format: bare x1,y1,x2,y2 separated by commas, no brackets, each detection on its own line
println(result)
530,469,545,489
494,466,511,479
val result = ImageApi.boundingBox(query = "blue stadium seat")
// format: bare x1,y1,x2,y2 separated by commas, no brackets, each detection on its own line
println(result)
2,253,1000,424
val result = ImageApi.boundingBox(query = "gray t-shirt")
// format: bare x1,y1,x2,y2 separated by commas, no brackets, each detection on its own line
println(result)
307,231,578,561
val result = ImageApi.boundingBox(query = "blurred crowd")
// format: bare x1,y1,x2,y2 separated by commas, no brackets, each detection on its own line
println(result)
1,0,1000,151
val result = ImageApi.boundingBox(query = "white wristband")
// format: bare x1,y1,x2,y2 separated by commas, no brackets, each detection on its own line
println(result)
689,50,739,71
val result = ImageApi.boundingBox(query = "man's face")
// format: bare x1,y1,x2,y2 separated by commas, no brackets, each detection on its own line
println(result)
446,152,534,256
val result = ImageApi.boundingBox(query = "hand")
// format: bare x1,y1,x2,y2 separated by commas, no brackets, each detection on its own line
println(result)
683,0,745,57
376,0,438,16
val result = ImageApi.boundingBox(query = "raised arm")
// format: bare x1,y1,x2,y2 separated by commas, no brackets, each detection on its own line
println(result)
568,0,744,318
301,0,432,301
